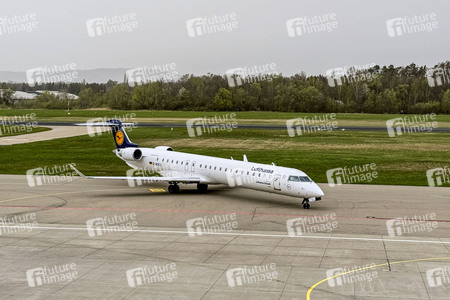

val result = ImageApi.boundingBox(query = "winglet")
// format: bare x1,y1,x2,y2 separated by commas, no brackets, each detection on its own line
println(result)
69,164,86,178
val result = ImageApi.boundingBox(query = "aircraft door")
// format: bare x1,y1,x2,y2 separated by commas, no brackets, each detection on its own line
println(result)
274,174,281,190
191,161,196,172
185,160,190,172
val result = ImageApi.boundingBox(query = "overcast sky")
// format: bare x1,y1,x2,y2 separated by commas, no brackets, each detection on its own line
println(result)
1,0,449,76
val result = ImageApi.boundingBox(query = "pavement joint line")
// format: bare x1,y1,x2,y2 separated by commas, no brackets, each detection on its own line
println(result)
306,256,450,300
3,225,450,245
381,237,392,271
0,188,133,203
2,204,450,223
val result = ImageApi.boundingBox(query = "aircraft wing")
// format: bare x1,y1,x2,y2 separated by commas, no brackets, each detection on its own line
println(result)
69,164,208,184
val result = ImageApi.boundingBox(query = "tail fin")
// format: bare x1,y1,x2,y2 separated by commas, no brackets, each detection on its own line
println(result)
76,119,138,148
107,119,138,149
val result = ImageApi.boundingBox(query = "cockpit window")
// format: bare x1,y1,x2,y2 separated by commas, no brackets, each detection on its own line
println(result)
288,176,300,182
299,176,312,182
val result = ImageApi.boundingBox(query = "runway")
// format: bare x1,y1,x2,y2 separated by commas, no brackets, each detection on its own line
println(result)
0,175,449,299
16,121,450,133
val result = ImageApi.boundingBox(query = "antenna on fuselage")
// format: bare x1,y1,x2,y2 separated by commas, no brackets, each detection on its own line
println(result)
243,154,248,162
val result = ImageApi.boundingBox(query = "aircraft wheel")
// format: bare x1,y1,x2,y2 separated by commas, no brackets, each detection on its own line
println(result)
302,199,310,209
168,185,174,193
197,183,208,192
174,184,180,193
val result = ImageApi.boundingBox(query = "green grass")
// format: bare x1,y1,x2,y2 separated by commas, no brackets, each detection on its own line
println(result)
1,109,450,126
0,125,448,187
0,126,50,137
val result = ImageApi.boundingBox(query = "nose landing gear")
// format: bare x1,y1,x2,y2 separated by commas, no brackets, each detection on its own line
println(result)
302,198,310,209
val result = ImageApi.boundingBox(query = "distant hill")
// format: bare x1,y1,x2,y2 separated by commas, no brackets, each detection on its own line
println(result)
0,68,128,83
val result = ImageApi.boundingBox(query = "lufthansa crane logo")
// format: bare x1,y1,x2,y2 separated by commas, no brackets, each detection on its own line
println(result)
115,131,124,146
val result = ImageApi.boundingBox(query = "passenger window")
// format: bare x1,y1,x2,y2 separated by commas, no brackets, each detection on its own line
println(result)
225,168,227,172
220,167,222,171
214,166,217,170
171,160,174,163
200,164,202,168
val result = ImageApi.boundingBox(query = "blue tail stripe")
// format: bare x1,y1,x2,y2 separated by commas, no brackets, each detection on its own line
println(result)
107,119,138,149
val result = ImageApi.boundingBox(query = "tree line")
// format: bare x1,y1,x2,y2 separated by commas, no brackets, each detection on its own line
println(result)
1,62,450,114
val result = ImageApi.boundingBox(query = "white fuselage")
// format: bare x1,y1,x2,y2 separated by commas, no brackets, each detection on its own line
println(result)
116,147,324,200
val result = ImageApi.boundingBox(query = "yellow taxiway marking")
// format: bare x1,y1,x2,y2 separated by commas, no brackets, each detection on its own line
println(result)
0,188,132,203
149,188,166,192
306,256,450,300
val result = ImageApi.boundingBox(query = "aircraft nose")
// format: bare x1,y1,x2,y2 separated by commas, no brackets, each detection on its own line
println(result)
314,183,324,197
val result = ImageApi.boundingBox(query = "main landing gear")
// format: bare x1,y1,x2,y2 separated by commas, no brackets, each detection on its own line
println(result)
168,184,180,193
168,183,208,193
197,183,208,192
302,198,310,209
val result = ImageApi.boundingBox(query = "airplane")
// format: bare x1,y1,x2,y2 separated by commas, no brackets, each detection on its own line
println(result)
70,119,324,209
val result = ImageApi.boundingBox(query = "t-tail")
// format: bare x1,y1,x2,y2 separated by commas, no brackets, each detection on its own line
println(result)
106,119,138,149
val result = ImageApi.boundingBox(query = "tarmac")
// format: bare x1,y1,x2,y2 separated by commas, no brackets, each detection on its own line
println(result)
0,126,109,146
0,175,449,299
